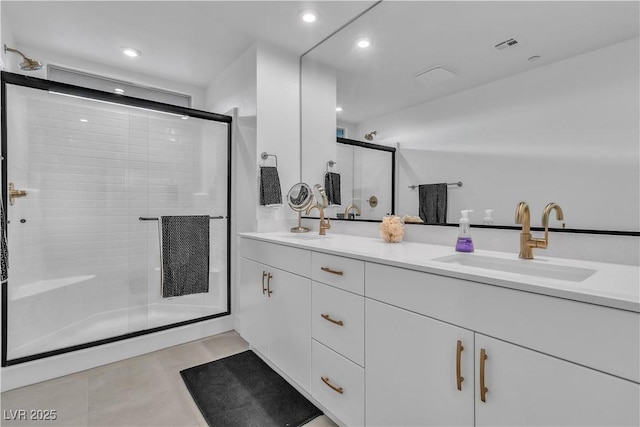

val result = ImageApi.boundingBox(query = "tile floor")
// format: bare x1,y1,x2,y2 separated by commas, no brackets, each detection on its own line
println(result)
0,331,337,427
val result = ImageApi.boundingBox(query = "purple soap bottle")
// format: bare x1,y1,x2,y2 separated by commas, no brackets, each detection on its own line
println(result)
455,210,474,252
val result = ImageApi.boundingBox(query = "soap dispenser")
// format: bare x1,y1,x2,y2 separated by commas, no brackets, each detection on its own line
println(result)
455,210,474,252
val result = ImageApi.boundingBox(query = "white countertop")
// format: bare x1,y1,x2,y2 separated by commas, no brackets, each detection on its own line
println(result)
239,232,640,313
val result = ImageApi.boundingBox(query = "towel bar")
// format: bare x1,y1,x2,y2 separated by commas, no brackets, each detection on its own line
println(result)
139,216,225,221
408,182,462,190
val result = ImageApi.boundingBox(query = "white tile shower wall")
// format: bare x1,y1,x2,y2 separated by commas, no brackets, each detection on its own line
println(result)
5,86,228,360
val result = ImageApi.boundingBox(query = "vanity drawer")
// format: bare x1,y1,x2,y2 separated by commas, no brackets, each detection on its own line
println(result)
312,340,364,427
311,252,364,295
240,237,311,277
312,282,365,367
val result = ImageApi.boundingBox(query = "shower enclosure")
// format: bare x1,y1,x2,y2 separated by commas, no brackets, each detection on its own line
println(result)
1,72,231,366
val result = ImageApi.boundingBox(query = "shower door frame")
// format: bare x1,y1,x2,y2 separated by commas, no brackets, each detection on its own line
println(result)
0,71,233,367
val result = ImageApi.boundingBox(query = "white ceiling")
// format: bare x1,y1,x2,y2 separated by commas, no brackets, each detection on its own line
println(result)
3,1,638,122
304,1,640,124
1,1,378,87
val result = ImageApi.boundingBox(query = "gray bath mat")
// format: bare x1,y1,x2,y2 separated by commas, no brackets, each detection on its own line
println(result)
180,350,323,427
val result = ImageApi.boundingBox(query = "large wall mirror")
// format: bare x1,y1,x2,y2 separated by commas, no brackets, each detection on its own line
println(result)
300,1,640,233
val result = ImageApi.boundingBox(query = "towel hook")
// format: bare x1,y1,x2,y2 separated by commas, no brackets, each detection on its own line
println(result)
326,160,337,173
260,152,278,169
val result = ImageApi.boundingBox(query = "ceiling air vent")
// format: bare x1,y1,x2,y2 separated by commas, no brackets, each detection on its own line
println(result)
494,38,518,51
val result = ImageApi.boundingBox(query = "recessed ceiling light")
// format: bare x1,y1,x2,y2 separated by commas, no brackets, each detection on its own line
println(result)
80,119,88,123
528,55,541,62
122,47,141,58
114,88,125,94
300,9,318,23
356,38,371,49
336,107,343,112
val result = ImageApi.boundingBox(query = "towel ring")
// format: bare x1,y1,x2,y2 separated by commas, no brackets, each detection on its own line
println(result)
326,160,337,173
260,152,278,169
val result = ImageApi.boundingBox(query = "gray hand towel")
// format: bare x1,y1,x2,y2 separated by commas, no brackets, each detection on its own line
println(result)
260,166,282,206
1,197,7,283
160,216,210,298
325,172,342,206
418,183,448,224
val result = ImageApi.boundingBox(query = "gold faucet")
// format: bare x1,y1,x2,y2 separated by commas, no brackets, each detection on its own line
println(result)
515,202,564,259
344,203,361,220
306,203,331,235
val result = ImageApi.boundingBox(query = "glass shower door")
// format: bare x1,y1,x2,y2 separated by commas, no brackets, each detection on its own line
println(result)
2,78,230,364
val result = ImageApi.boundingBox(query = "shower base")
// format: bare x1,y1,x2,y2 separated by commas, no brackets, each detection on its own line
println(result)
7,303,223,361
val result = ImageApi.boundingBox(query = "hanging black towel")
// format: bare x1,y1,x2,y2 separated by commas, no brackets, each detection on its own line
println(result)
259,166,282,206
325,172,342,206
160,216,210,298
1,197,7,283
418,183,448,224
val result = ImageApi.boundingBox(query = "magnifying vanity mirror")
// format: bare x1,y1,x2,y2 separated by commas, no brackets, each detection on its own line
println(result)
287,182,313,233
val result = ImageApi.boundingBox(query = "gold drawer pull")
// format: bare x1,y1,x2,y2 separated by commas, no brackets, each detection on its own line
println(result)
266,273,273,297
456,340,464,391
321,376,344,394
261,271,268,295
480,348,488,402
321,266,344,276
321,313,344,326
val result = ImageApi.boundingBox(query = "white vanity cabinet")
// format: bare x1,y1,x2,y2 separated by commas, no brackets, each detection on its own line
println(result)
475,334,640,426
238,239,312,391
238,234,640,427
365,298,474,427
365,262,640,427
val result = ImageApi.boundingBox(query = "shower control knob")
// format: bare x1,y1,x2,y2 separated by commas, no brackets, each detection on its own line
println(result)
20,219,26,223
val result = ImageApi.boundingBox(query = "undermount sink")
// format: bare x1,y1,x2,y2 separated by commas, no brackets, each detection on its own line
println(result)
433,254,597,282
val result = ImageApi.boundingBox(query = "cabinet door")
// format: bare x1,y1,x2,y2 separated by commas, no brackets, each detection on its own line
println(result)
475,334,640,426
269,268,312,391
366,299,474,427
237,257,269,357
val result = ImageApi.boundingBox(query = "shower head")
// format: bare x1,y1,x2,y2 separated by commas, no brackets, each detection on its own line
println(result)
4,44,43,71
364,131,377,141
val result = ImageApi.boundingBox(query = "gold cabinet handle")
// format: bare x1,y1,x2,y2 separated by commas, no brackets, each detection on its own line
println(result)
321,376,344,394
321,266,343,276
480,348,488,402
266,272,273,297
321,313,344,326
261,271,268,295
456,340,464,391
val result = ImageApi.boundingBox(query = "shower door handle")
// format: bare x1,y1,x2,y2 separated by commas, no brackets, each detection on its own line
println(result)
9,182,28,205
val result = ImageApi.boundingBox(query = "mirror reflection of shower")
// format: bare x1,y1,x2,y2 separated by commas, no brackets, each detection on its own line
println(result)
3,44,43,71
364,130,377,141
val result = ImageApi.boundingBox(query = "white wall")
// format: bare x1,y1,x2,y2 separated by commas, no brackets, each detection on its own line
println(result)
357,37,640,231
255,42,300,232
207,43,258,236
